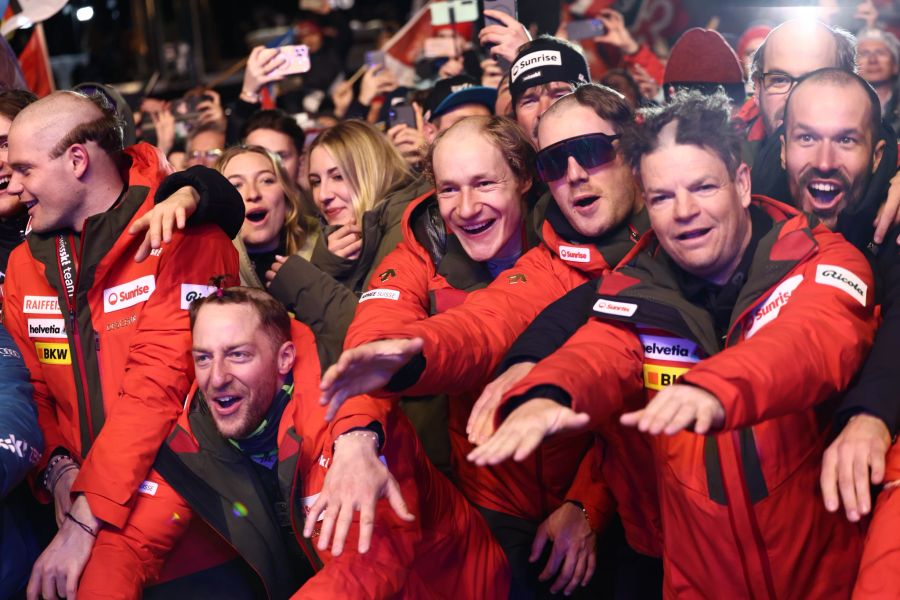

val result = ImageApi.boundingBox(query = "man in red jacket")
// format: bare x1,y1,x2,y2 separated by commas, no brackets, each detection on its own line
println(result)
473,90,875,597
1,91,239,599
78,286,509,599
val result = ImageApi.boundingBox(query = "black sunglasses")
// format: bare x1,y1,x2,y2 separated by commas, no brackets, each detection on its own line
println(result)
535,133,620,182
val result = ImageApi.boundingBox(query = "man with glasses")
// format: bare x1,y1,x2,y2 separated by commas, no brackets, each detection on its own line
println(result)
1,91,239,598
857,28,900,136
185,121,225,168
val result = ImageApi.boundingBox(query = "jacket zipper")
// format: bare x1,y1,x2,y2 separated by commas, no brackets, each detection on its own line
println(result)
68,233,97,447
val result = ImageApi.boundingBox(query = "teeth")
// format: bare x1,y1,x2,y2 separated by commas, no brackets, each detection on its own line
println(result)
810,182,838,192
24,200,36,209
215,396,239,407
460,220,494,234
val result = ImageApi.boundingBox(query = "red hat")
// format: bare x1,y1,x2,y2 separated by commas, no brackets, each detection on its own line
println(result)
737,24,772,60
664,28,744,85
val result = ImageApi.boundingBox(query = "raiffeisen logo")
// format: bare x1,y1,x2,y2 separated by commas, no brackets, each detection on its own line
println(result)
103,275,156,313
511,50,562,81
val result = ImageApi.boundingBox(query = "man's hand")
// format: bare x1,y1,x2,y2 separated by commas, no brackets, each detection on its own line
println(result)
620,384,724,435
478,9,531,64
872,170,900,245
305,431,414,556
265,255,288,286
150,108,176,156
821,413,891,522
128,186,200,262
326,224,363,260
51,464,79,527
359,66,398,107
331,81,354,118
196,90,226,128
319,338,425,421
631,63,660,101
594,9,639,54
27,495,100,600
467,399,590,466
387,105,426,168
530,502,597,595
242,46,287,100
467,362,535,445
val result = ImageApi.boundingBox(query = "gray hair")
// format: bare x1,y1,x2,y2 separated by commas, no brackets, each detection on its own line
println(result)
749,22,857,83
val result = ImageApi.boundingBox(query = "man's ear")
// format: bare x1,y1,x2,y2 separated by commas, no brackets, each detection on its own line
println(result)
735,162,752,208
277,341,296,376
68,144,90,179
872,138,886,174
423,119,438,145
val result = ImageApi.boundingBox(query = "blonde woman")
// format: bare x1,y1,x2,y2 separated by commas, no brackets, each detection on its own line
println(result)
216,145,319,288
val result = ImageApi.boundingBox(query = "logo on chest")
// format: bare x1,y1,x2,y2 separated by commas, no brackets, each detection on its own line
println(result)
24,295,61,315
558,244,591,263
35,342,71,365
743,274,804,339
27,318,66,339
103,275,156,313
638,333,700,391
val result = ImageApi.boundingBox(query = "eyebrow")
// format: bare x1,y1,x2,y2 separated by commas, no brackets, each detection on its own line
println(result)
792,122,864,137
191,343,251,354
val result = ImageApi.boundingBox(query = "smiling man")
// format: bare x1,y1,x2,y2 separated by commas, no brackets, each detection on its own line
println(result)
473,91,876,598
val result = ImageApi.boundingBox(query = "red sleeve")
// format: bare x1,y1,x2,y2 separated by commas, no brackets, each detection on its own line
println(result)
3,250,69,501
77,470,192,599
73,225,239,527
853,442,900,599
500,318,645,427
564,442,616,533
621,44,665,84
328,394,394,451
401,246,573,397
344,241,434,348
682,235,877,430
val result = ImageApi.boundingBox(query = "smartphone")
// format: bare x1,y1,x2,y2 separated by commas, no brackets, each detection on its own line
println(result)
365,50,385,69
431,0,479,26
388,104,417,129
566,18,606,41
170,93,212,121
483,0,517,28
273,45,311,76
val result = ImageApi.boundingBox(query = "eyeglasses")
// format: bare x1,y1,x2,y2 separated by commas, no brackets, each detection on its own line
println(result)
760,71,802,95
187,148,223,161
535,133,620,182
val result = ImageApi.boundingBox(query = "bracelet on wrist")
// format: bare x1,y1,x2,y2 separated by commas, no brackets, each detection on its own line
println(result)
65,511,98,538
42,454,74,493
334,430,379,449
240,89,260,104
50,463,79,495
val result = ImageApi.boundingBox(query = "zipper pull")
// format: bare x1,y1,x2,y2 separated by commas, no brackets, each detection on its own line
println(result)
94,331,100,351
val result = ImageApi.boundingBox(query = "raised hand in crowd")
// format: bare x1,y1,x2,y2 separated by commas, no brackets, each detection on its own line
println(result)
630,63,660,101
359,65,399,107
873,171,900,245
620,384,725,436
821,414,892,522
149,107,176,156
241,45,288,104
530,501,597,595
467,362,535,445
480,57,504,88
478,9,531,64
387,102,427,167
593,9,641,54
331,80,355,118
319,338,425,421
304,429,415,556
327,223,363,259
196,89,227,128
467,399,590,466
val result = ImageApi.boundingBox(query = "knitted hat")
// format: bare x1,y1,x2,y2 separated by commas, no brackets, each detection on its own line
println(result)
664,28,744,86
508,37,590,106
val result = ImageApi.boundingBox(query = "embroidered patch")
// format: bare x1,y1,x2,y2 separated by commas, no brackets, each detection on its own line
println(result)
643,363,690,391
359,289,400,302
558,245,591,263
815,265,867,306
639,334,701,364
35,342,70,365
180,284,218,310
27,318,66,339
744,274,804,339
103,275,156,313
24,295,61,315
138,480,158,496
511,50,561,81
592,298,638,317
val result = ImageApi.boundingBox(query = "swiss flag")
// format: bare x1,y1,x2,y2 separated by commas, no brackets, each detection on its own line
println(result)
4,5,54,96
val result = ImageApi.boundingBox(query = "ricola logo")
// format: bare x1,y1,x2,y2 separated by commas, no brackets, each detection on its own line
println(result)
511,50,561,81
558,245,590,263
103,275,156,313
180,284,218,310
815,265,867,306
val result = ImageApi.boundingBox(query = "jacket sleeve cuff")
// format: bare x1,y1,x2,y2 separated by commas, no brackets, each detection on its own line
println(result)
499,384,572,422
76,489,131,529
385,352,426,393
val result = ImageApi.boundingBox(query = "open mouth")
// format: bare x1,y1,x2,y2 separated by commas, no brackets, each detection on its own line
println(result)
23,199,37,210
459,219,496,235
211,394,243,415
245,209,268,223
0,176,9,191
807,181,843,209
676,227,711,241
574,195,599,209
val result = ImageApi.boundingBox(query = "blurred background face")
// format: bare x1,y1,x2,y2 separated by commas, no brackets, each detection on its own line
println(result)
246,128,301,182
0,114,21,218
433,128,528,263
857,39,898,86
308,146,356,226
223,151,288,252
186,129,225,167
